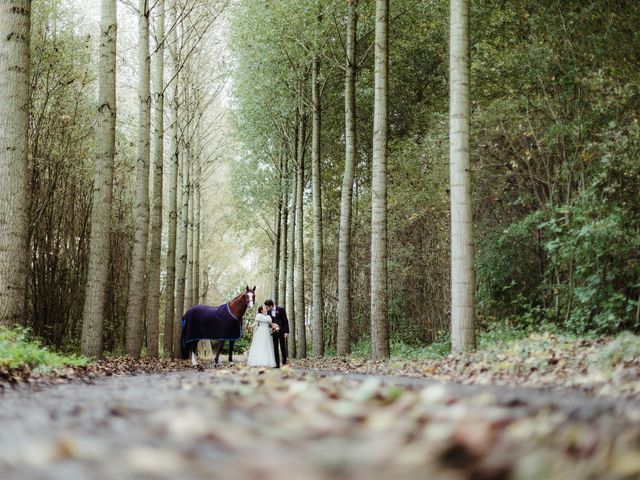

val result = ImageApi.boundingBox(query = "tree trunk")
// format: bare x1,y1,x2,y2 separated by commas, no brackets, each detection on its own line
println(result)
193,146,201,305
0,2,30,328
145,0,165,358
286,160,296,359
449,0,475,352
272,156,282,301
173,99,190,357
337,0,357,357
370,0,389,360
186,148,194,308
125,0,151,359
311,49,323,358
80,0,116,356
163,4,179,356
277,155,288,307
295,106,306,359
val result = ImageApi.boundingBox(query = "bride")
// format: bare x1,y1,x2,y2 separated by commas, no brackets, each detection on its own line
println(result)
247,305,276,367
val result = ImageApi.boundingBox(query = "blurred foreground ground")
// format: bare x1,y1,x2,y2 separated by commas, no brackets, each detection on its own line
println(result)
1,358,639,480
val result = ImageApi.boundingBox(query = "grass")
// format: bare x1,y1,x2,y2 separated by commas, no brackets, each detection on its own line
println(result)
0,326,89,372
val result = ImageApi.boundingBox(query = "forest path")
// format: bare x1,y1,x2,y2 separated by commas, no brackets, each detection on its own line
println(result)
1,365,639,479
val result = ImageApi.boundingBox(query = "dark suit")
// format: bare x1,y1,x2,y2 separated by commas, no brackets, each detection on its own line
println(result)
269,305,289,367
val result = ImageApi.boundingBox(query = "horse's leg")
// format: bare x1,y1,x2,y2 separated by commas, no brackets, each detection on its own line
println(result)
190,341,198,367
214,340,223,367
228,341,235,363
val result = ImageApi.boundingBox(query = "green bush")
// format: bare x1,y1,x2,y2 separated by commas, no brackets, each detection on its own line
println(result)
0,326,89,372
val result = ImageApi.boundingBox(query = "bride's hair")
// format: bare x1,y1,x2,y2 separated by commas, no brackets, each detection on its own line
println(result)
257,305,264,314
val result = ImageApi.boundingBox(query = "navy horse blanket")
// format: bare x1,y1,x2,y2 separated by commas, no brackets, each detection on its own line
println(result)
181,304,243,348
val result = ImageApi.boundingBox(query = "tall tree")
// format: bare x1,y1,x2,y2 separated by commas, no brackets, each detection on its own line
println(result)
193,132,201,306
173,80,191,357
449,0,475,352
337,0,357,356
277,154,288,306
295,99,307,359
311,20,324,357
0,1,31,328
146,0,165,358
286,158,297,358
370,0,389,359
80,0,116,356
163,3,179,356
125,0,152,358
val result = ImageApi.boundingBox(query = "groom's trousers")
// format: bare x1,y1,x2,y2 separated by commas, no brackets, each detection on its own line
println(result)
272,331,287,367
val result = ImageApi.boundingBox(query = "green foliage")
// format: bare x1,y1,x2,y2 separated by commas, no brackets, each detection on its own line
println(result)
0,326,89,371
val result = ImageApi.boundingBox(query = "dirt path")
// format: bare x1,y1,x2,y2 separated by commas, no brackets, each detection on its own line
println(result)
1,365,639,479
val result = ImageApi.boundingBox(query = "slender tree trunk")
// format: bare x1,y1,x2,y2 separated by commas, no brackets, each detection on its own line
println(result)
370,0,389,360
145,0,165,358
295,107,306,359
311,49,324,357
125,0,151,359
173,98,190,357
193,147,201,305
286,160,296,359
186,147,194,308
163,5,179,356
272,201,280,300
80,0,116,356
277,155,288,307
337,0,357,357
449,0,475,352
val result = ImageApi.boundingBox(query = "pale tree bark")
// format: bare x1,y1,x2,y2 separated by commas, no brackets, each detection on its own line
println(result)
370,0,389,360
173,82,191,357
80,0,116,356
311,49,324,358
295,106,306,359
271,156,282,301
449,0,476,352
163,4,179,356
337,0,357,357
145,0,165,358
193,143,201,305
277,155,288,307
286,158,296,358
186,146,194,308
125,0,151,359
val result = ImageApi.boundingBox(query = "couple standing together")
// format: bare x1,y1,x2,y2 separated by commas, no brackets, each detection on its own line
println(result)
247,299,289,368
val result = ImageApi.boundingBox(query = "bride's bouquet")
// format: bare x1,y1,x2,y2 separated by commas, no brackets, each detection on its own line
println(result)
271,322,280,334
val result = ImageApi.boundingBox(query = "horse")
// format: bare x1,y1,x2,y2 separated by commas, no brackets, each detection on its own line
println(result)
180,286,255,367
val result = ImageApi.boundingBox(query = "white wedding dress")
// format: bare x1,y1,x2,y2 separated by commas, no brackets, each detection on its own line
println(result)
247,313,276,367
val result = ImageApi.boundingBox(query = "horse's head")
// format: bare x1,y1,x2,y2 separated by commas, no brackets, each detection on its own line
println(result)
244,285,256,309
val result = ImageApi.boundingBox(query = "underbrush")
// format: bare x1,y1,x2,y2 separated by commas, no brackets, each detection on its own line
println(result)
0,326,89,373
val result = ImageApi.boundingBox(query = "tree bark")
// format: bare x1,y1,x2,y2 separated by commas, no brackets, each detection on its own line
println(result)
163,4,179,356
80,0,116,357
186,146,194,308
311,48,324,358
286,157,296,359
277,155,288,307
295,105,306,359
145,0,165,358
0,1,30,328
193,143,201,305
370,0,389,360
337,0,357,356
173,93,190,357
449,0,476,352
125,0,151,359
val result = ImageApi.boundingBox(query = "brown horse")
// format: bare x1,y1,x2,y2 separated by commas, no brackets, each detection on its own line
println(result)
181,286,255,367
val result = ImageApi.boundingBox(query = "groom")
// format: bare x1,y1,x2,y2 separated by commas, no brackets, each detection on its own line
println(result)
264,299,289,368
